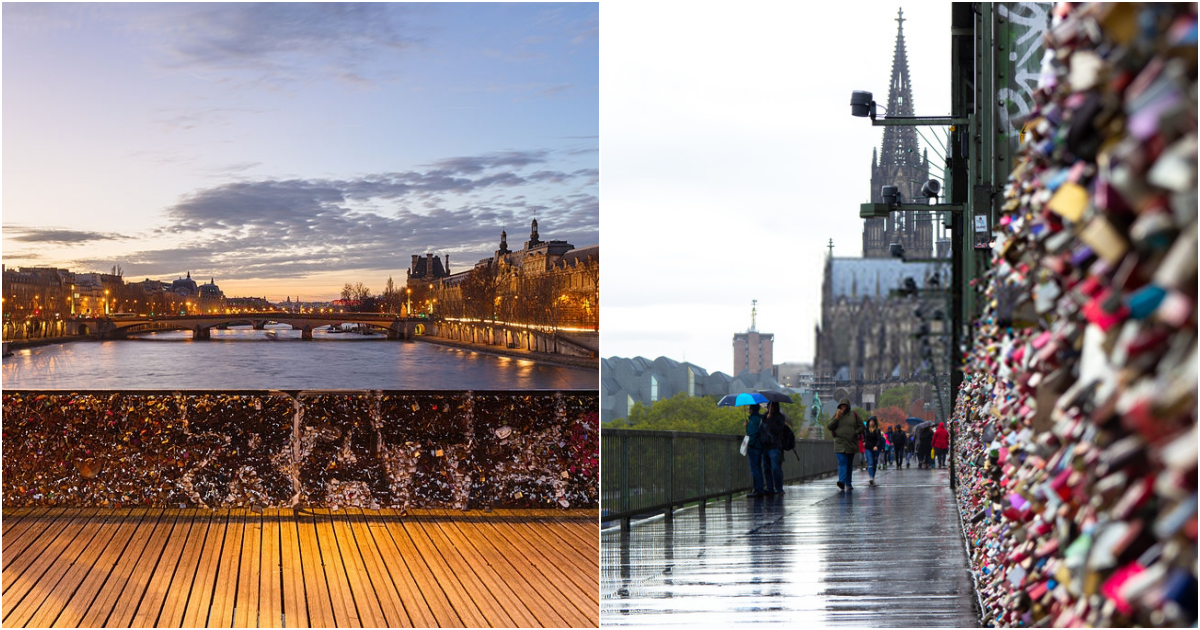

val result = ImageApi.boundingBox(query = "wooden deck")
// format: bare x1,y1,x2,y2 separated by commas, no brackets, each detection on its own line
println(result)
2,507,599,628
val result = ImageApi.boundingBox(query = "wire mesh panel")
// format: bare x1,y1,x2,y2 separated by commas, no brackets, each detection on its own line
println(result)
602,429,836,522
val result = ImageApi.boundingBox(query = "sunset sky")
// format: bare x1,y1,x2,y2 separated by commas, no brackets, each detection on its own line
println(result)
3,3,598,302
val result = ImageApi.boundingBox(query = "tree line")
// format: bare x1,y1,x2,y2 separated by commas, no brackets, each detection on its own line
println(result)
604,392,819,437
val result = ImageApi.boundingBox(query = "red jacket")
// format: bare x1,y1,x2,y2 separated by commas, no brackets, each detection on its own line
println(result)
932,423,950,449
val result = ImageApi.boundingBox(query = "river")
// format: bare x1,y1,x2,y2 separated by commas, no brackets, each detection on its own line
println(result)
0,326,596,391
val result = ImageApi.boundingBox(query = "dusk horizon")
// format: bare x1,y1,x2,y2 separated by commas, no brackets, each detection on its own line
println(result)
3,3,599,302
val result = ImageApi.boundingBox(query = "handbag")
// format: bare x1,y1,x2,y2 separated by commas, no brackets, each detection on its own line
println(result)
740,435,749,456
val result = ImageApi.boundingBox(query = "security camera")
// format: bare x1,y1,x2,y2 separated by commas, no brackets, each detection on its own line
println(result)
921,179,941,199
881,185,900,205
889,243,905,258
851,91,875,118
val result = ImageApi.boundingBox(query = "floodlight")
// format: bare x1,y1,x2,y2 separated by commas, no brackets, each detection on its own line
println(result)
851,91,875,118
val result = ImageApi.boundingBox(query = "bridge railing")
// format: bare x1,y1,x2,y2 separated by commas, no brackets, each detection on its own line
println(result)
601,429,837,529
3,390,597,511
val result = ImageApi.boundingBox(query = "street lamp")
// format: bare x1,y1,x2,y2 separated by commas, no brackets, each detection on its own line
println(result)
851,87,970,413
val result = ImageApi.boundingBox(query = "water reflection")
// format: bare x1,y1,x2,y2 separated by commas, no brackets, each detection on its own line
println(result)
601,468,980,626
2,329,595,390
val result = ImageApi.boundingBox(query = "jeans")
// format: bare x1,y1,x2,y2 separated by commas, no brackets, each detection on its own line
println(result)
765,448,783,492
747,446,766,493
935,447,948,467
836,452,856,488
865,449,879,478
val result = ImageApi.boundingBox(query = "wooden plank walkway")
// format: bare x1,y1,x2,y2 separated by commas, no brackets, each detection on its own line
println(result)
2,507,598,628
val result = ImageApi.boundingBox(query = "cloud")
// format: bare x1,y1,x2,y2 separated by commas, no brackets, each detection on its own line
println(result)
5,227,130,245
540,84,574,97
425,150,549,175
96,149,598,282
151,3,422,86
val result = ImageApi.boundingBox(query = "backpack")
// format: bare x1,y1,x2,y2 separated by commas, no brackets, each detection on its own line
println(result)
780,424,796,452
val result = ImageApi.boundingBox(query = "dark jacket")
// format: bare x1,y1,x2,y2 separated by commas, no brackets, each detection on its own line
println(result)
759,411,788,450
827,410,865,454
918,426,934,450
893,429,908,453
863,427,883,451
746,409,764,448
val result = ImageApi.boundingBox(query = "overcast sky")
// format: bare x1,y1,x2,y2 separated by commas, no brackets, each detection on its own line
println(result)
3,3,598,301
601,2,952,374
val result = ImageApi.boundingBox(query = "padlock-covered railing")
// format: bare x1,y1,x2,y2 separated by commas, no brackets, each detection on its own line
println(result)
601,429,836,528
948,3,1197,627
2,390,598,511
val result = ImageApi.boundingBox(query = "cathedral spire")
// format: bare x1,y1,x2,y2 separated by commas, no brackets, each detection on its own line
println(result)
879,7,920,169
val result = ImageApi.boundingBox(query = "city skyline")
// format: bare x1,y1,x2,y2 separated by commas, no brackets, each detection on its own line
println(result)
3,3,598,302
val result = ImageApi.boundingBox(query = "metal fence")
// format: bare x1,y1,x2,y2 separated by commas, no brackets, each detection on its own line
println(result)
601,429,837,527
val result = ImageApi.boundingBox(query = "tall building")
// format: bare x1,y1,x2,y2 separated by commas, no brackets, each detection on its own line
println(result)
732,300,773,376
409,220,599,330
862,8,935,260
814,9,950,416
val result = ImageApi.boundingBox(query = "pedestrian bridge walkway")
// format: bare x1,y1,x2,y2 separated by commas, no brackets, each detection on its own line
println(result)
601,465,980,626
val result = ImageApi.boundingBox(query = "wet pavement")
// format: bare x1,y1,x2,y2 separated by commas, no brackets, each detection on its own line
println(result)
601,464,981,626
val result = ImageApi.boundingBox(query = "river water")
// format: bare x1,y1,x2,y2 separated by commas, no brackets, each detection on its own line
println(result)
1,326,596,391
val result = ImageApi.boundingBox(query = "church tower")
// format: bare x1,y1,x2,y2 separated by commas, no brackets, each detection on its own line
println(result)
863,8,934,259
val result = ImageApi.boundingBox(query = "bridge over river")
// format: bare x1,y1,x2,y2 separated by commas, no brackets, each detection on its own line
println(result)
66,313,431,341
62,314,597,359
601,430,980,626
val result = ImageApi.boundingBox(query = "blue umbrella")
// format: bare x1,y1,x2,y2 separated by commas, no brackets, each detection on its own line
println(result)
717,392,768,407
905,417,925,427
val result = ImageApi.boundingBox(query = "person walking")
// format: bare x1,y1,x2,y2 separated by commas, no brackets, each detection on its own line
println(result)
862,416,883,485
745,404,768,497
894,425,909,469
932,421,950,468
827,398,865,492
917,424,934,469
760,402,790,495
882,426,894,469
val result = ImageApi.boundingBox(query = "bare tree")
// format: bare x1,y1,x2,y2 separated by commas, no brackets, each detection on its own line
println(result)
460,264,500,321
382,277,401,314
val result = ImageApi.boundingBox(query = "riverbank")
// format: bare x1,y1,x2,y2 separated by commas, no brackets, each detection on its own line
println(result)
4,336,86,352
416,335,599,371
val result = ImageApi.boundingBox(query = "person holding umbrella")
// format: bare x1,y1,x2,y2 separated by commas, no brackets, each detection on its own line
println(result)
759,401,791,495
917,422,935,469
827,398,865,492
721,392,771,498
744,403,768,497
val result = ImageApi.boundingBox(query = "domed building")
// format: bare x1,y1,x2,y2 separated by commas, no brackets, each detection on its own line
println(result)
197,277,225,313
170,272,198,298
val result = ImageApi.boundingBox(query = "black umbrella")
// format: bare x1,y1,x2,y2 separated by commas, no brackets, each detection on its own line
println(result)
911,420,938,434
756,390,794,403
